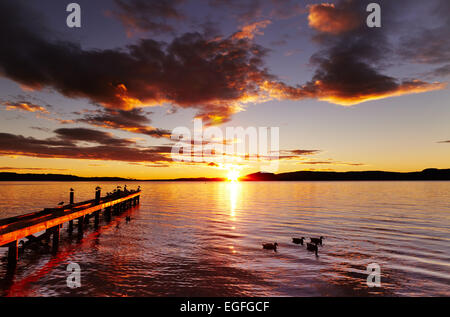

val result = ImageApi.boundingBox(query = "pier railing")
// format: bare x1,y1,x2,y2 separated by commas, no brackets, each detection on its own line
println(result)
0,187,141,267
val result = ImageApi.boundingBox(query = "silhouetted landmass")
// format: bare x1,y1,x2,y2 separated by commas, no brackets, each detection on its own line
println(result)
0,168,449,182
240,168,450,181
0,172,135,182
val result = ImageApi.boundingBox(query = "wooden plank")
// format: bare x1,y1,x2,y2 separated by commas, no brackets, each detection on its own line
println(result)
0,191,140,247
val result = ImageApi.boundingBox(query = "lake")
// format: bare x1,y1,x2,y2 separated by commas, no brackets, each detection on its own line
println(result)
0,181,449,296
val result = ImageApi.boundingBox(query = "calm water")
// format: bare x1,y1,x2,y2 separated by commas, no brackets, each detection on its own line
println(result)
0,181,449,297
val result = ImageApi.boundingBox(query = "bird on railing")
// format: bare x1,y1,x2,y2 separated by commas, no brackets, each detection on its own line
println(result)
57,201,64,206
70,188,74,192
95,186,101,190
262,242,278,251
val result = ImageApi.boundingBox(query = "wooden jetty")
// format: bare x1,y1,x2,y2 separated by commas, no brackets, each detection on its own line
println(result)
0,186,141,267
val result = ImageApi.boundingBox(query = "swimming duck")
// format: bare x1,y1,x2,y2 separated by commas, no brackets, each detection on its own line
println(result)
262,242,278,251
306,242,318,256
310,236,324,246
292,237,305,245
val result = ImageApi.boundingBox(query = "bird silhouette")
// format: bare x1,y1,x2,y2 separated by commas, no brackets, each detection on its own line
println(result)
310,236,324,246
262,242,278,251
306,242,319,256
292,237,305,245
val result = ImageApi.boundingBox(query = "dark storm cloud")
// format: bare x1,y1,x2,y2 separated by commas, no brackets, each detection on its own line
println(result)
264,0,444,105
110,0,186,35
0,0,273,125
0,131,173,163
78,108,172,138
54,128,134,146
0,0,444,129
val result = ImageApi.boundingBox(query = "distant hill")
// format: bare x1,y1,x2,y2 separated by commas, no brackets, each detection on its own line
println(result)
240,168,450,181
1,168,449,182
0,172,135,182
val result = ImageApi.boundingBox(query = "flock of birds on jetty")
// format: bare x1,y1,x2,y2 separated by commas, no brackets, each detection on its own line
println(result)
262,236,324,257
57,185,140,206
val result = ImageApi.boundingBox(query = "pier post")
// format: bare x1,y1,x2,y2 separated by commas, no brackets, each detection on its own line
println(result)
68,220,73,233
94,210,100,228
70,188,74,205
77,216,84,233
7,240,18,267
95,187,101,205
52,225,60,253
104,206,111,221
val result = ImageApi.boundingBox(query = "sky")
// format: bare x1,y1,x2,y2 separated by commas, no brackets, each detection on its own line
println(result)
0,0,449,179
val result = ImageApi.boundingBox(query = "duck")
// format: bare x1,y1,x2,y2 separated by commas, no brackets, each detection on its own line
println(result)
262,242,278,251
292,237,305,245
306,242,318,256
310,236,324,246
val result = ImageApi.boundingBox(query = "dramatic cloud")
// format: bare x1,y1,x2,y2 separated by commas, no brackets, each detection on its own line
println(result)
0,0,444,129
54,128,134,146
308,2,361,35
232,20,271,40
109,0,185,36
264,0,446,105
2,101,49,114
78,108,172,138
0,130,173,163
0,0,274,125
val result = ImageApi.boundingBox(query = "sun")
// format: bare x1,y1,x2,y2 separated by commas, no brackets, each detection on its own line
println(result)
227,168,240,182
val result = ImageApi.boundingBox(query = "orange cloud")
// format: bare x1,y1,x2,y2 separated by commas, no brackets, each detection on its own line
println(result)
3,101,49,114
308,3,360,34
232,20,272,40
262,79,446,106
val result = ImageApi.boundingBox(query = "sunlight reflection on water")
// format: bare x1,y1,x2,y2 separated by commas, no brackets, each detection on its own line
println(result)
0,181,449,296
